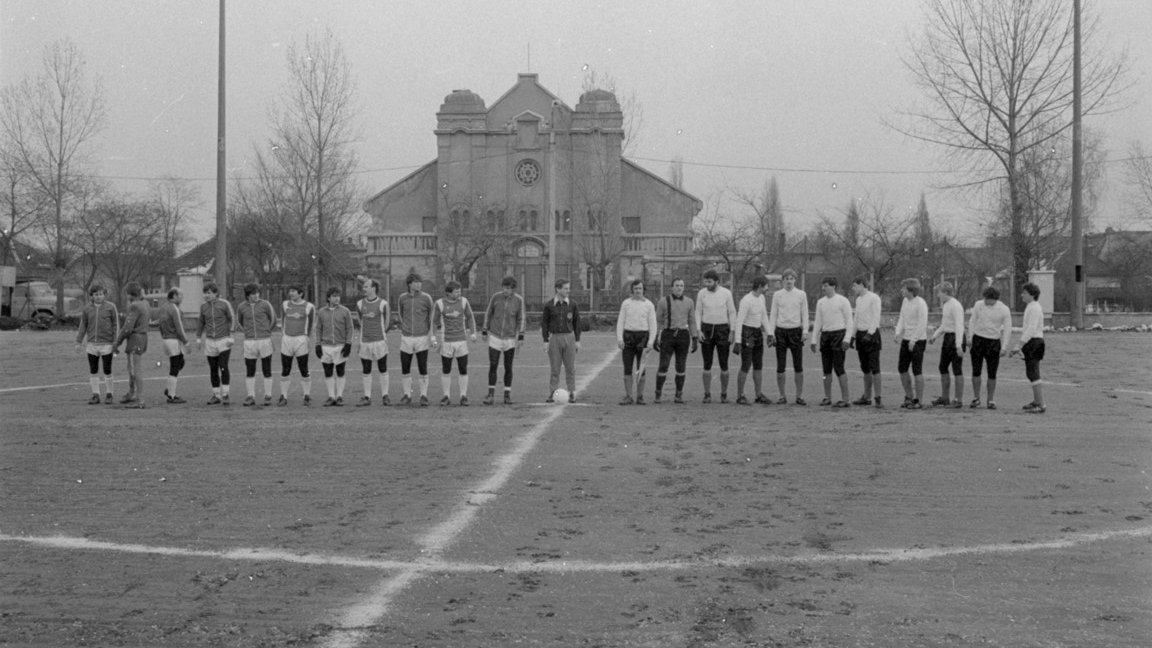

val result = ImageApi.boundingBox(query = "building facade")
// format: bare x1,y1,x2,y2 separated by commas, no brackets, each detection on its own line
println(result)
363,73,701,308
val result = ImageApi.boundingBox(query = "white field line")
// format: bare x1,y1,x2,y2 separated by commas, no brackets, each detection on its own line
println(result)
323,348,620,648
3,525,1149,574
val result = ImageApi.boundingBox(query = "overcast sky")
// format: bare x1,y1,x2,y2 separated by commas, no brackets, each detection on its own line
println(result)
2,0,1149,244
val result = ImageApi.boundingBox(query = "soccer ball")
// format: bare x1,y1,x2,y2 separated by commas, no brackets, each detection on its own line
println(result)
552,388,569,403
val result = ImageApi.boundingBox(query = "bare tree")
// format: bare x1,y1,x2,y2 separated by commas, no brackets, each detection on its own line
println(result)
692,193,764,290
437,195,509,288
987,128,1107,271
899,0,1127,305
816,194,921,293
0,141,47,267
0,39,107,315
730,176,785,263
1123,141,1152,225
240,29,362,294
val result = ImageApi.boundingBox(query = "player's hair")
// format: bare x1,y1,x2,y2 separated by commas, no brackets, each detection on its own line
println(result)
203,283,219,295
781,268,798,280
167,287,182,301
702,269,720,282
363,278,380,292
244,283,260,297
1022,282,1040,299
445,280,461,293
88,284,105,296
671,277,685,286
501,276,517,289
287,285,303,295
752,276,769,290
554,278,570,291
326,287,342,299
629,278,645,291
406,273,422,287
853,275,870,288
937,281,954,296
901,278,921,296
982,286,1000,301
124,281,142,298
821,276,838,288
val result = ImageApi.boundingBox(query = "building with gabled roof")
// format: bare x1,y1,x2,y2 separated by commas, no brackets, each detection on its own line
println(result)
363,73,702,309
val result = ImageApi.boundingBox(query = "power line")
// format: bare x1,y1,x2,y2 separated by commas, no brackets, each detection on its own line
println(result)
83,153,1152,184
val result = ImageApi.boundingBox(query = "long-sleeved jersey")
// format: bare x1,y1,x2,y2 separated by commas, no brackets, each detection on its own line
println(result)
930,297,965,350
813,293,855,337
734,292,771,343
114,299,150,346
617,297,657,343
695,285,736,329
433,296,477,343
158,301,188,344
76,301,119,345
281,299,315,338
769,287,809,333
237,299,276,339
198,298,235,340
1018,300,1045,346
895,296,929,342
398,290,434,337
853,290,882,335
357,297,390,343
316,304,355,345
968,299,1012,348
483,291,525,340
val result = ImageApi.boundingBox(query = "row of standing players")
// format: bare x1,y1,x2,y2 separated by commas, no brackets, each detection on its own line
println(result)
613,269,1046,413
73,270,1047,413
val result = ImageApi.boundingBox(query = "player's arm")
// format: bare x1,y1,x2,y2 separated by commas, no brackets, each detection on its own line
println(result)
464,298,477,341
571,301,582,345
647,301,657,348
516,294,525,344
75,308,89,348
801,294,810,342
482,295,496,338
843,297,855,340
810,301,823,351
726,291,737,328
733,297,749,344
616,301,627,348
541,300,551,343
175,305,189,346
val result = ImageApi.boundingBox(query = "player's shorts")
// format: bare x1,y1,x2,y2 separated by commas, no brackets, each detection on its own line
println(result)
898,339,927,375
321,344,348,365
400,335,431,355
204,336,234,357
699,323,731,347
243,338,274,360
162,338,185,357
440,339,470,358
969,335,1001,379
774,326,804,349
85,343,113,357
281,335,310,358
854,331,882,374
358,339,389,360
125,332,148,355
938,333,963,375
738,325,764,350
488,334,517,352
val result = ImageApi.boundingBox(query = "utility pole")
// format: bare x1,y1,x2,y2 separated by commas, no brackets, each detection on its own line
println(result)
214,0,228,299
1071,0,1085,328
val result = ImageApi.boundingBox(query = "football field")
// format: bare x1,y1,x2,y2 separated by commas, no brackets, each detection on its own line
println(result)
1,329,1150,647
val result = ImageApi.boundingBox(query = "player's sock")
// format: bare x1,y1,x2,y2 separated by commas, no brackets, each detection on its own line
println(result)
336,375,346,398
89,376,100,394
325,377,336,398
675,373,685,392
263,377,272,398
104,375,114,397
362,375,372,399
246,377,256,397
381,372,390,398
459,375,469,396
222,384,230,397
440,375,451,398
301,377,311,396
419,376,429,397
402,375,412,396
167,376,178,397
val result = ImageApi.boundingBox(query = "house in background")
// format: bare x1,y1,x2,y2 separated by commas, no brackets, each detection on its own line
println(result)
363,73,702,308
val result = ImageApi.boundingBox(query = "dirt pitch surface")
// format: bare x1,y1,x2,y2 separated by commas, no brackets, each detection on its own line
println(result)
1,329,1150,647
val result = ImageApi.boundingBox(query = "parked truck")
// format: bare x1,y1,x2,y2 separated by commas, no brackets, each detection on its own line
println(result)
2,280,84,320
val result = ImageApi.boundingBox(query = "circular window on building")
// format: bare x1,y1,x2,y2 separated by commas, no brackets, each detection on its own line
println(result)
514,159,542,187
